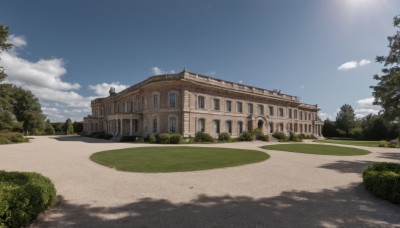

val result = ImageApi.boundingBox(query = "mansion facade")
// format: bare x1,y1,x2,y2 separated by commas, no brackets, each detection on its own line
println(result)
83,70,323,139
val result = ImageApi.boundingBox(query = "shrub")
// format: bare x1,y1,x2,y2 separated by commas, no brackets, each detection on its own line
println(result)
273,132,288,142
0,171,57,227
238,131,254,141
88,131,113,140
194,132,215,143
148,134,157,143
0,135,11,144
0,132,28,144
159,133,171,144
378,140,388,148
218,132,231,142
363,162,400,204
389,139,399,148
289,132,302,142
120,136,136,142
258,134,269,142
170,134,183,144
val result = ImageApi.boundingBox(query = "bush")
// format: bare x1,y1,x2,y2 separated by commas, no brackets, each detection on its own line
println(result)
0,135,11,144
120,136,136,142
88,131,113,140
378,140,388,148
148,134,157,143
273,132,288,142
0,132,28,144
0,171,57,227
218,132,231,142
389,139,399,148
289,132,302,142
258,134,269,142
363,162,400,204
194,132,215,143
159,133,171,144
238,131,254,141
170,134,183,144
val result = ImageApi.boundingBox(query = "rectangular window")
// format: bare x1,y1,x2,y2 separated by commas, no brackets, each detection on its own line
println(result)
213,99,220,111
309,113,311,120
279,123,284,132
238,121,243,134
198,96,205,109
294,110,298,119
198,119,205,132
237,102,243,113
289,109,293,119
300,111,303,120
226,121,232,134
152,117,158,133
153,95,159,109
247,120,253,131
269,122,274,133
226,101,232,112
269,106,274,116
305,112,308,120
294,123,298,132
169,93,176,108
289,123,293,131
279,108,284,117
134,119,138,132
258,104,264,115
214,120,220,133
248,103,253,114
169,117,176,133
300,124,303,133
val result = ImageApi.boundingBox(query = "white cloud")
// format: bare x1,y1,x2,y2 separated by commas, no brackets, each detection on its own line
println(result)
151,66,175,75
359,59,371,66
338,59,371,71
88,82,129,97
354,97,381,118
239,80,243,84
0,35,99,122
206,71,216,76
1,52,80,90
6,35,27,48
318,112,334,121
338,61,358,71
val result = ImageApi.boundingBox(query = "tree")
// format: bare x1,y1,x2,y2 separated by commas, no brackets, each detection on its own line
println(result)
11,86,45,134
63,118,74,135
44,120,55,135
371,16,400,139
73,121,83,134
336,104,356,137
0,25,12,82
322,119,338,137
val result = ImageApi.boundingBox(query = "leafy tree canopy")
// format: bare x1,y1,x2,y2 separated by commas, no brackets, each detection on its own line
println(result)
335,104,356,137
371,16,400,121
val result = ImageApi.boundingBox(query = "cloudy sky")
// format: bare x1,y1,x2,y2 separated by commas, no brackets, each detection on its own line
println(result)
0,0,399,122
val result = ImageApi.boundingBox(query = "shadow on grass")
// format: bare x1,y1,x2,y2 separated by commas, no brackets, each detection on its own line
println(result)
52,136,115,144
34,183,400,228
318,160,375,174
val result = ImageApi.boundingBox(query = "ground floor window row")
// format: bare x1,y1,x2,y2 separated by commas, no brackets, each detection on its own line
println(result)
196,118,321,135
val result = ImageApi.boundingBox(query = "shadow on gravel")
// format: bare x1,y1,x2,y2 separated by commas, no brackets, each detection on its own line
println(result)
52,136,114,144
377,152,400,161
34,183,400,228
318,160,374,174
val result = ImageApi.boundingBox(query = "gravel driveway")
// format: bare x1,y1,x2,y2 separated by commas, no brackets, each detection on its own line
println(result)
1,136,399,227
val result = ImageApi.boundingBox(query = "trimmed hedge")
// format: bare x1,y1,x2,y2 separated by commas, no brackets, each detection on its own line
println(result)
170,134,183,144
218,132,231,142
238,131,254,141
88,131,113,140
273,132,288,142
363,162,400,204
0,171,57,227
159,133,171,144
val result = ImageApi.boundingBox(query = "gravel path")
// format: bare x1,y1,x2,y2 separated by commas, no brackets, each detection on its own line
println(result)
1,136,399,227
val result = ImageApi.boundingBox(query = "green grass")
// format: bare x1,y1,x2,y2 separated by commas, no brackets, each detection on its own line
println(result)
262,143,370,156
315,139,380,147
90,147,269,173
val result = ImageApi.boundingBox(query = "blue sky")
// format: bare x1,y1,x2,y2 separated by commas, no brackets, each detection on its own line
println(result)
0,0,399,122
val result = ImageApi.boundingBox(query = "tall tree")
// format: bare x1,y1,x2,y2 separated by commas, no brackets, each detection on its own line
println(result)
371,16,400,121
0,25,12,82
63,118,74,135
336,104,356,137
322,119,338,137
11,86,45,134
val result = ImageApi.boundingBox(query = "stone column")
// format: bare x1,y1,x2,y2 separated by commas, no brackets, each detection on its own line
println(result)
116,119,119,136
120,118,123,136
130,118,132,136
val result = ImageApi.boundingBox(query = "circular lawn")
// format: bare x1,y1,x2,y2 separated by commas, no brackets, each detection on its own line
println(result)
90,146,269,173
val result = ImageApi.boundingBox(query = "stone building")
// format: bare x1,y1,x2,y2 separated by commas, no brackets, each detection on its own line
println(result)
83,70,323,139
